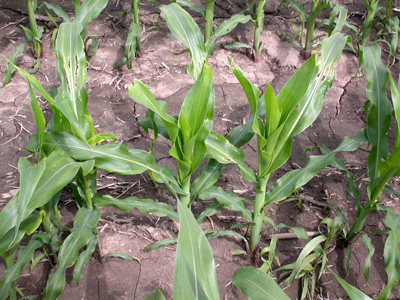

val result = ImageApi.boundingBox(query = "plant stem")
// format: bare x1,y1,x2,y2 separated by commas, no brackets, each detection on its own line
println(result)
132,0,142,56
346,169,396,242
73,0,81,15
253,0,267,62
25,0,41,58
250,176,269,253
204,0,216,43
82,174,93,211
361,0,379,47
180,176,191,207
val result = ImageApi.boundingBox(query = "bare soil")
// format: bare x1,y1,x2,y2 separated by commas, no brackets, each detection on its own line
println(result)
0,0,400,299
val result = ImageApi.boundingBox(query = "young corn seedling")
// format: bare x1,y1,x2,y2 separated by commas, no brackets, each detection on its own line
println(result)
23,0,44,59
276,217,347,300
116,0,142,69
278,0,353,59
159,3,250,79
252,0,268,62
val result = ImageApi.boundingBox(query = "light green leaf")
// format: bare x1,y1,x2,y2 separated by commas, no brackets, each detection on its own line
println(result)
1,43,25,87
13,158,46,242
288,235,327,283
361,234,375,282
44,208,100,299
129,80,178,143
74,0,108,31
160,3,206,79
198,187,252,222
205,131,256,183
0,238,43,300
124,22,140,69
330,270,373,300
144,287,167,300
41,2,70,22
93,194,178,221
73,234,98,285
207,14,251,55
145,238,177,252
265,130,367,205
54,22,90,141
174,200,220,300
28,83,46,159
377,209,400,300
361,44,392,184
232,267,291,300
0,149,80,241
176,0,204,16
41,132,184,195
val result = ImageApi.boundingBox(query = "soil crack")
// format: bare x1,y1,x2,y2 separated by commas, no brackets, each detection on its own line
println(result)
336,76,356,117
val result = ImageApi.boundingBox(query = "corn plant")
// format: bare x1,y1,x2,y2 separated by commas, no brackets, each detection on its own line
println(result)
252,0,268,62
278,0,353,59
195,33,356,256
159,3,250,79
275,217,347,299
117,0,142,69
23,0,44,59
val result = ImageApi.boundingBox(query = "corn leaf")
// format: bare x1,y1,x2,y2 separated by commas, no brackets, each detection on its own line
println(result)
198,187,252,222
330,270,373,300
191,160,224,199
93,194,179,221
1,42,25,87
376,209,400,300
13,157,46,243
40,2,71,22
74,0,108,31
160,3,207,79
0,238,43,300
44,208,100,299
7,60,54,104
28,84,46,159
0,211,42,254
288,235,327,283
205,131,256,183
389,73,400,148
145,287,167,300
129,80,178,143
54,22,91,141
207,14,251,55
362,234,375,282
172,65,214,180
361,44,392,185
232,267,291,300
40,132,184,195
176,0,204,16
145,238,177,252
124,22,140,69
0,149,80,241
263,33,348,176
174,200,220,300
265,130,368,205
73,234,98,285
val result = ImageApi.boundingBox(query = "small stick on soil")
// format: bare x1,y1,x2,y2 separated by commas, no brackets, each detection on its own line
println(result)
0,18,26,31
301,195,329,208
